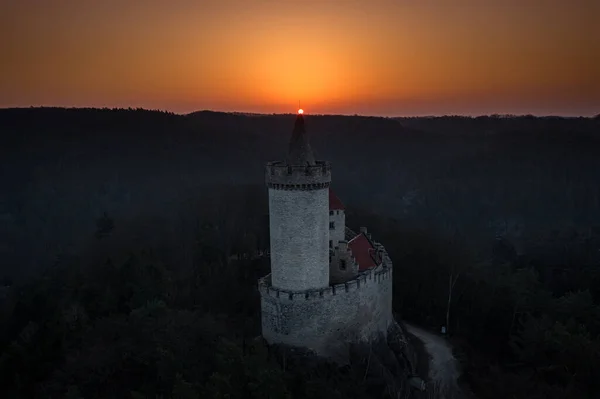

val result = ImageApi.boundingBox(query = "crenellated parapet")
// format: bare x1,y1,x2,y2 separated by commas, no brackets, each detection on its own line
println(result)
258,266,392,302
259,242,393,302
265,161,331,189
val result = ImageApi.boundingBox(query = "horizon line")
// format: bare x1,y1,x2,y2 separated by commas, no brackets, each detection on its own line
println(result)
0,106,597,119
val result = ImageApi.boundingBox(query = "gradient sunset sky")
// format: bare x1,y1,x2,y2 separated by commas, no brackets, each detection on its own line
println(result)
1,0,598,116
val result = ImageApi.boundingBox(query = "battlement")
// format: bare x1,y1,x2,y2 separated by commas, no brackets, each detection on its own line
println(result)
258,266,392,301
266,161,331,189
259,240,393,301
259,242,393,302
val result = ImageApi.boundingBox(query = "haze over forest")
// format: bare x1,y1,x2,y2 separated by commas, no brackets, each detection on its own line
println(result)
1,108,598,280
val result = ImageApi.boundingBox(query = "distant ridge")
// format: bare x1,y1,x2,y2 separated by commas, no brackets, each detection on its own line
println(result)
186,110,395,119
1,107,596,120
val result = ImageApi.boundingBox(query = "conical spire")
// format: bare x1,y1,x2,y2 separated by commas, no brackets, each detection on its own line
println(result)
287,113,316,166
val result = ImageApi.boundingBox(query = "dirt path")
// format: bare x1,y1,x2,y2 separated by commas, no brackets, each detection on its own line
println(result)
405,323,462,398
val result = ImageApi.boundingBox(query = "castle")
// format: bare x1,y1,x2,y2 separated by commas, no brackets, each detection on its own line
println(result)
258,111,394,360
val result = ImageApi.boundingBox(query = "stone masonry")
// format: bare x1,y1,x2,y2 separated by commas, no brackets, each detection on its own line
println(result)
259,112,394,360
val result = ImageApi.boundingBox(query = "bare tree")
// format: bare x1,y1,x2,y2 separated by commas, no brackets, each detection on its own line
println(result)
446,271,461,335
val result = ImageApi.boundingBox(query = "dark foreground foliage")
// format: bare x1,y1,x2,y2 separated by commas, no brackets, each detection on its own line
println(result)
0,258,396,398
0,194,408,398
2,194,598,398
353,210,600,399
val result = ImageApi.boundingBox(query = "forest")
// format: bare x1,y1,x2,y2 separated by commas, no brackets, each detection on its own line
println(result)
1,108,599,398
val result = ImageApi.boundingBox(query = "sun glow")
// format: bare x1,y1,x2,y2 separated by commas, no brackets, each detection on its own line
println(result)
298,108,304,115
1,2,596,115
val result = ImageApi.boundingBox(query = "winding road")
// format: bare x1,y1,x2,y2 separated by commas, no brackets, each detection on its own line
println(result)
405,323,462,398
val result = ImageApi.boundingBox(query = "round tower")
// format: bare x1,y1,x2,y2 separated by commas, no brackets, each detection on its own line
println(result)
265,111,331,291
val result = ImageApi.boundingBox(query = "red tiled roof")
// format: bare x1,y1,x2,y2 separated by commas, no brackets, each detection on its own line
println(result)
329,188,345,210
348,233,378,271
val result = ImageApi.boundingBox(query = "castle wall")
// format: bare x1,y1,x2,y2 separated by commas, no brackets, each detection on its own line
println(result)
259,247,393,360
268,187,330,291
329,210,345,247
329,240,359,285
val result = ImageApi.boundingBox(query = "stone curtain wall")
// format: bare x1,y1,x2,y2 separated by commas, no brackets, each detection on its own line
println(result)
268,187,330,291
259,244,393,359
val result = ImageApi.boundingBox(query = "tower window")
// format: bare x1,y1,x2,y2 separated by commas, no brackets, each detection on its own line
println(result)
329,240,333,248
329,210,334,215
336,210,339,215
329,221,335,229
340,260,347,271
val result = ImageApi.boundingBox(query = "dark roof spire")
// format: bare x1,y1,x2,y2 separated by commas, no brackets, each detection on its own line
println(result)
287,111,316,166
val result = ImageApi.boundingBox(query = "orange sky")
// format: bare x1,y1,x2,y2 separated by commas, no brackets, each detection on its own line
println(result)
1,0,598,116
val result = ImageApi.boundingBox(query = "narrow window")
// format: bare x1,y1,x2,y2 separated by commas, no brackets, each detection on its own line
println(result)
340,259,347,271
329,221,335,229
329,240,333,248
329,210,334,215
336,210,339,215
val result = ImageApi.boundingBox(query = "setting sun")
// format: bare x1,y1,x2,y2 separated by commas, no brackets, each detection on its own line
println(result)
298,109,304,115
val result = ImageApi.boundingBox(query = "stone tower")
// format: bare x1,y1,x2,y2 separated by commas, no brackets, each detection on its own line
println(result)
259,112,394,359
265,112,331,291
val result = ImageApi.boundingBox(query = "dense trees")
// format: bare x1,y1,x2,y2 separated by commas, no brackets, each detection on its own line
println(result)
346,209,600,398
4,198,598,398
1,109,599,397
0,186,410,398
2,108,599,282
